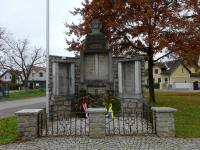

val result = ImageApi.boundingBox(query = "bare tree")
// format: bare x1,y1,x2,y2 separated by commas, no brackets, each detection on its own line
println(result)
0,27,5,52
0,33,45,91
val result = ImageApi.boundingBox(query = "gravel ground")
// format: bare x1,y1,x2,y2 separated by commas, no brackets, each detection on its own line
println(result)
1,136,200,150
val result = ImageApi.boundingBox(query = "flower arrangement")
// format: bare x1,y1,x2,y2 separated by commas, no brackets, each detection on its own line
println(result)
71,94,96,117
103,96,121,117
71,91,121,119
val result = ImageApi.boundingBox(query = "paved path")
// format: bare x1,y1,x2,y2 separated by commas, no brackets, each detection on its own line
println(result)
0,97,46,118
0,136,200,150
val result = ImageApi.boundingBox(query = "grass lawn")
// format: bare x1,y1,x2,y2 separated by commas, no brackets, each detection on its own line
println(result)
1,89,46,101
0,117,18,145
150,92,200,138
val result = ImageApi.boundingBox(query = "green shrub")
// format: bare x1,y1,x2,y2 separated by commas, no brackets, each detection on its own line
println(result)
154,83,160,89
9,83,18,90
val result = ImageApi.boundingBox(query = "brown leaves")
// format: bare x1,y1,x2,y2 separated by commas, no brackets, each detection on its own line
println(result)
66,0,200,65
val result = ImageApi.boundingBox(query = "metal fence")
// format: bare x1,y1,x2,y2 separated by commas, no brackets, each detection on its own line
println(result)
38,111,89,137
105,110,156,136
39,106,156,137
0,83,9,97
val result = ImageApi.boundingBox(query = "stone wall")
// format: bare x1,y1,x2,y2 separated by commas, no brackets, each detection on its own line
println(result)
152,107,177,137
48,55,146,114
112,56,146,113
15,109,43,141
49,56,76,114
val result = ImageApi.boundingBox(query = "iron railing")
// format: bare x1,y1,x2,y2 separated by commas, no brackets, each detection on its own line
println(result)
105,110,156,136
39,104,156,137
38,111,89,137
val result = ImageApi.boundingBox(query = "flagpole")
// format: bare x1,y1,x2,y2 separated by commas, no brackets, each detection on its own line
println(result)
46,0,50,114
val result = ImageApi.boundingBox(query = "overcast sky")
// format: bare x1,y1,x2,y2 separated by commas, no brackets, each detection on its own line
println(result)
0,0,82,57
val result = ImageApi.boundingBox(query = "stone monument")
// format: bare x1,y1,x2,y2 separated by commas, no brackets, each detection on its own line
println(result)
80,19,113,97
48,19,146,114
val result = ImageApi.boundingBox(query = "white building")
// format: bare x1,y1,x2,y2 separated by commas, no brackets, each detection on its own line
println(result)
28,66,46,89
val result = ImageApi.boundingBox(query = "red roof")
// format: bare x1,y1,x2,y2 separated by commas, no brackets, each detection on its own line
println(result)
31,66,46,72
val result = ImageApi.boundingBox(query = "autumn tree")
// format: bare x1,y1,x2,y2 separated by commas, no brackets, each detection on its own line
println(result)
66,0,200,103
0,32,45,91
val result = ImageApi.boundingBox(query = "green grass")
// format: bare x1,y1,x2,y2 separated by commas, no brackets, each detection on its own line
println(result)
150,92,200,137
0,117,18,145
2,89,46,101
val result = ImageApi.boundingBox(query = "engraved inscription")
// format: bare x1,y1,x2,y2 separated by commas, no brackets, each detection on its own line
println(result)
98,54,108,80
85,55,96,80
123,62,135,95
59,63,69,95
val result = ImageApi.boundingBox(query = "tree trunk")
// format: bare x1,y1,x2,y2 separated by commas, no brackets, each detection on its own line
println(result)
24,78,29,92
148,50,156,103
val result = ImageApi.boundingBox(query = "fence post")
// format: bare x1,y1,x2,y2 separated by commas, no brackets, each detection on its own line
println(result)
88,108,107,138
15,109,43,141
151,107,177,137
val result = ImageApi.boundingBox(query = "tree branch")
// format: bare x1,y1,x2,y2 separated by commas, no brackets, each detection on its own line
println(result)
154,51,173,62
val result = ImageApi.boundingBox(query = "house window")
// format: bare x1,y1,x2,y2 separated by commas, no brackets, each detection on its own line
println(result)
39,72,43,77
154,69,158,74
158,78,161,83
32,73,35,77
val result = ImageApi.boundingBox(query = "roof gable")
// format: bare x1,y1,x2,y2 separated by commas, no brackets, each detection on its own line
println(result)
155,60,191,75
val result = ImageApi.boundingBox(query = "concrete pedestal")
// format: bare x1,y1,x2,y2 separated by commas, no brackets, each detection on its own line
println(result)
88,108,107,138
15,109,43,140
152,107,177,137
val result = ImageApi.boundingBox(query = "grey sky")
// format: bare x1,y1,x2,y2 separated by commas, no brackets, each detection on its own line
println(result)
0,0,82,57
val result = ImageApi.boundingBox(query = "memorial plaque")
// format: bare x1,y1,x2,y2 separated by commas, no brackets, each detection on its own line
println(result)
59,63,69,95
85,55,96,80
98,54,108,80
123,62,135,95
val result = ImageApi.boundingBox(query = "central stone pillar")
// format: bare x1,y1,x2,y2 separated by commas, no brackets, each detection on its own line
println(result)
79,19,113,97
88,108,107,138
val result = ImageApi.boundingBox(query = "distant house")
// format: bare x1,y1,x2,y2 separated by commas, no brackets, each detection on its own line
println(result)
0,70,22,84
0,70,12,83
145,60,200,90
28,66,46,89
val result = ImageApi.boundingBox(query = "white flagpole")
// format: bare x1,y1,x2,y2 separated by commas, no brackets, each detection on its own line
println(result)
46,0,50,114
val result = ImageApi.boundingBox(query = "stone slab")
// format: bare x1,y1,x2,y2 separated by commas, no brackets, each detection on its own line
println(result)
15,109,43,115
151,107,177,113
88,108,107,113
